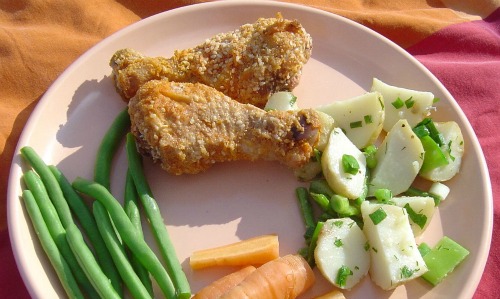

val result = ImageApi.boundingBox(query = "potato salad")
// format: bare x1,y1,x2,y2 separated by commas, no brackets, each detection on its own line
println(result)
267,78,469,294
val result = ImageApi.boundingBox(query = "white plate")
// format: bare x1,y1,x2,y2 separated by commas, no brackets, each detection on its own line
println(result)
8,1,492,298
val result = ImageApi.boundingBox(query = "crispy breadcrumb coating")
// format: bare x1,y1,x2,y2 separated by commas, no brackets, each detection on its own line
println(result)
128,79,321,175
111,14,313,108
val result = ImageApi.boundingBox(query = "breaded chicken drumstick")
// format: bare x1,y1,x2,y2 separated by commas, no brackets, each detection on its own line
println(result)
128,79,322,175
111,14,313,108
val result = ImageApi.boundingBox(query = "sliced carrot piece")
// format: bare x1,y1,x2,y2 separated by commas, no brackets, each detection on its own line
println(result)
314,289,346,299
193,266,256,299
220,254,315,299
190,234,279,270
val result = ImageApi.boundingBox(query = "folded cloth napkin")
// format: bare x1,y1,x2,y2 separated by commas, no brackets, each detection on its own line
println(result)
0,0,498,298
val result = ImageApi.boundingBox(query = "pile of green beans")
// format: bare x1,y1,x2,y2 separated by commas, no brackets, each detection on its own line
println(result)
19,108,191,298
125,133,191,299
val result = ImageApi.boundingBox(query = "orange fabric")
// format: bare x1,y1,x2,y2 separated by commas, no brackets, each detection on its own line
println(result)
284,0,498,47
0,0,498,229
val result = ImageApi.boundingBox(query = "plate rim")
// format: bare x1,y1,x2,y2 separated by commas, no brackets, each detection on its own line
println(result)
7,1,493,298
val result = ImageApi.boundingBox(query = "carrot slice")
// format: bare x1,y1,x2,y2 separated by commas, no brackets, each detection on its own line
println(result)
190,235,279,270
193,266,256,299
220,254,315,299
314,289,346,299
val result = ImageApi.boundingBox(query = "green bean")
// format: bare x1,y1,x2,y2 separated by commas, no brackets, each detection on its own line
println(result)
66,223,121,299
124,170,154,297
21,190,85,299
22,170,99,298
295,187,315,229
20,146,73,228
94,108,131,190
126,133,191,299
307,221,324,266
72,177,176,299
309,179,335,198
93,201,152,299
90,108,131,295
49,165,122,296
309,192,332,213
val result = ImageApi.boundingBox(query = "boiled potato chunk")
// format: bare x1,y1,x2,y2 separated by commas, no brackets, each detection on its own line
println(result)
322,128,367,199
371,78,435,132
264,91,299,111
316,111,335,152
368,119,425,196
315,218,370,290
361,202,428,290
419,121,464,182
392,196,436,236
316,91,385,149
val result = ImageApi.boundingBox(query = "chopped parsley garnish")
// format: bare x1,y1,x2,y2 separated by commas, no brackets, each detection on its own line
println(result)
364,114,373,124
378,96,385,109
350,121,363,128
334,238,343,247
404,96,415,108
312,148,322,162
289,95,297,106
404,203,427,229
400,265,415,278
447,141,456,161
336,266,353,288
342,154,359,175
391,97,404,109
332,220,344,228
369,207,387,225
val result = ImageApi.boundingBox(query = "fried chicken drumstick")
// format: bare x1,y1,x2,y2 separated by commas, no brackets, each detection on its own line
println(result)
128,79,322,175
111,14,313,108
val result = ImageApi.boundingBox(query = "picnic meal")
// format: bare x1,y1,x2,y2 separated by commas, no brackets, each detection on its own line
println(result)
18,13,469,299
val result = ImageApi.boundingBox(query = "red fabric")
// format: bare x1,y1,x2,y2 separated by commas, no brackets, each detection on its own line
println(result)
407,8,500,298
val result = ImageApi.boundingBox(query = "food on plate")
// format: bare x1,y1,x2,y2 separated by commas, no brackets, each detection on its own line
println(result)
371,78,436,132
419,236,469,286
21,190,85,299
292,78,468,292
314,289,346,299
264,91,300,111
360,202,428,290
314,218,370,289
193,266,257,299
367,119,425,197
190,235,279,270
391,196,436,237
263,91,335,153
418,121,464,181
128,79,322,175
216,254,315,299
110,14,313,107
428,182,450,201
316,91,385,149
125,133,191,298
321,128,367,199
65,223,122,299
